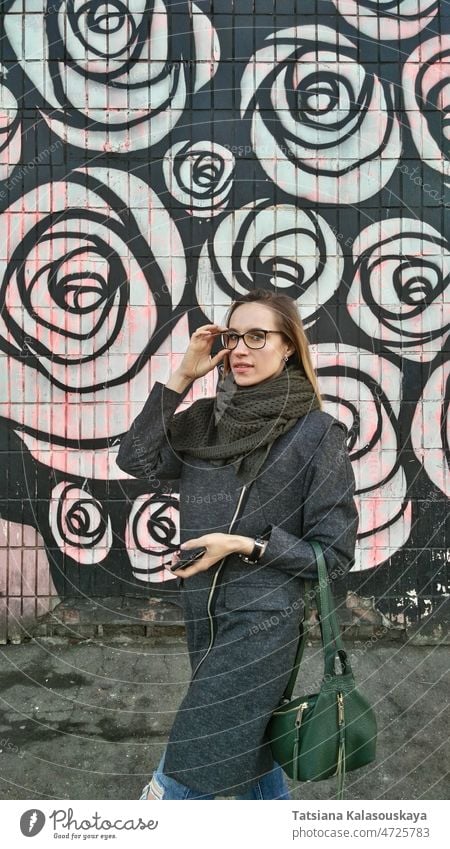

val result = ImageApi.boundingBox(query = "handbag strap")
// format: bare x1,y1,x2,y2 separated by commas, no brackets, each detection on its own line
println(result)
311,540,352,679
280,540,353,702
280,585,311,702
233,485,352,694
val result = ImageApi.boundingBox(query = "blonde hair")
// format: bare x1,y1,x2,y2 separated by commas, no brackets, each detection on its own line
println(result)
221,289,323,410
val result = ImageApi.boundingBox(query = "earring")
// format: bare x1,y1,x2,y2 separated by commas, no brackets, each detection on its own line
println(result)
284,354,289,362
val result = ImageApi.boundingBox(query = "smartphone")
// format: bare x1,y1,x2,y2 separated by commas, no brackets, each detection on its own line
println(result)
170,546,207,572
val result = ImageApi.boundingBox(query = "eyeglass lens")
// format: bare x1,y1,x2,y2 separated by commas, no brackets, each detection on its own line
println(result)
221,331,267,350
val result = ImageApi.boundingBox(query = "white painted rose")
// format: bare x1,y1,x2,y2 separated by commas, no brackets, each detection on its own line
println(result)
311,343,411,571
347,219,450,361
163,141,235,218
0,166,187,479
240,25,401,204
197,200,343,327
4,0,219,152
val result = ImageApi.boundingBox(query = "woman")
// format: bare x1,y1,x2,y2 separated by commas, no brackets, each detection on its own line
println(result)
116,289,359,800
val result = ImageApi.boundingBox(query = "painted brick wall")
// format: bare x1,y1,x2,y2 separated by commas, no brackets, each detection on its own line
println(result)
0,1,448,641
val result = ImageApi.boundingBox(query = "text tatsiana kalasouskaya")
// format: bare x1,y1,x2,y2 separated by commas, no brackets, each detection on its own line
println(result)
291,811,427,822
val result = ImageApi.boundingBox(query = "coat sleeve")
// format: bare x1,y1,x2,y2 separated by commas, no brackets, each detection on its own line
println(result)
257,421,359,582
115,381,191,482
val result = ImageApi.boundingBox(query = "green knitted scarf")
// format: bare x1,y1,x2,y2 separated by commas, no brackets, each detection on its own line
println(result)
168,362,321,484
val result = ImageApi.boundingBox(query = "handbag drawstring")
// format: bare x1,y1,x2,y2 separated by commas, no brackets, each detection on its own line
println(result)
336,691,346,800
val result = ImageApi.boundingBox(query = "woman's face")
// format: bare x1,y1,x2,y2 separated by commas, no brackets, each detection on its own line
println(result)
225,303,295,387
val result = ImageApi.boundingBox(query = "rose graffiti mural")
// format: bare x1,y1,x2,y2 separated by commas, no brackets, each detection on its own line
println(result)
0,0,448,640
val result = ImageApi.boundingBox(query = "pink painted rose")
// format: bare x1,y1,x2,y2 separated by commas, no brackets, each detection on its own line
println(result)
0,166,188,480
49,482,112,565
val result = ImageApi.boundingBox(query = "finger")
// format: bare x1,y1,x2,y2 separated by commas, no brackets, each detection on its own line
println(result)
174,551,211,571
180,537,203,551
174,560,209,579
194,326,227,335
210,349,227,365
200,324,227,329
171,563,198,578
194,324,221,333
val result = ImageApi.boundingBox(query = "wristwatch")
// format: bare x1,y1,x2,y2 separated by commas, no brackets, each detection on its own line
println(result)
238,536,266,564
238,526,272,564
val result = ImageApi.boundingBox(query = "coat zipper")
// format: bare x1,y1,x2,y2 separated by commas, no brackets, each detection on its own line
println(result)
190,483,248,681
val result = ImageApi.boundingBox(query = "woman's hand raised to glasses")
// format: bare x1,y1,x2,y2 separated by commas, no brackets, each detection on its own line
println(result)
177,324,229,381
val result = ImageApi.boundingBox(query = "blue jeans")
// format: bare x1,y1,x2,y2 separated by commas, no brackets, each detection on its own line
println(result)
139,748,291,800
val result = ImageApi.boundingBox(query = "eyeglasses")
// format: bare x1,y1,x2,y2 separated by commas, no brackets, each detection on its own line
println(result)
220,329,284,350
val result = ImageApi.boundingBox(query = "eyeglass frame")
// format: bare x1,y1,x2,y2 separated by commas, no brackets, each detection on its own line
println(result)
220,328,287,351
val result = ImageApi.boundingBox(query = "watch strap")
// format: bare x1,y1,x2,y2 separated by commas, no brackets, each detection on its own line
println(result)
238,530,270,564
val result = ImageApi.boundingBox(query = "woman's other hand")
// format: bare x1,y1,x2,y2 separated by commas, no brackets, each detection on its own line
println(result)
171,533,254,577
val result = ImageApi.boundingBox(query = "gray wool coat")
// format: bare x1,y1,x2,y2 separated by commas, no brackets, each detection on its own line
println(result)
116,378,359,796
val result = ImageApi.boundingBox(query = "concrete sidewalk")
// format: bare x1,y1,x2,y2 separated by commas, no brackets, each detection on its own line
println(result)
0,633,448,801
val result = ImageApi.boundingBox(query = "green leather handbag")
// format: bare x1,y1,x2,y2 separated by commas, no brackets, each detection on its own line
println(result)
266,540,377,799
